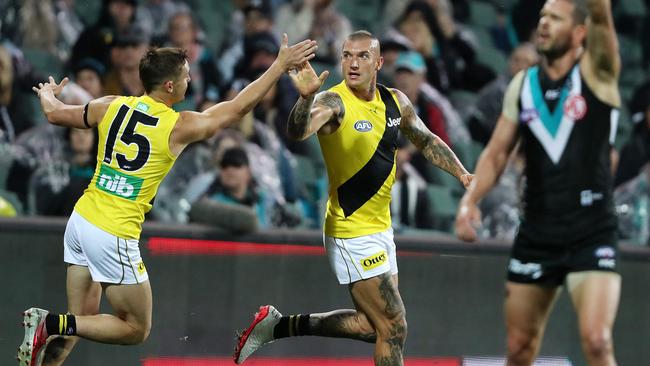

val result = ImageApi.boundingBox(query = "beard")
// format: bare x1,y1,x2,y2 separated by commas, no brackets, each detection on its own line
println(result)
537,35,573,61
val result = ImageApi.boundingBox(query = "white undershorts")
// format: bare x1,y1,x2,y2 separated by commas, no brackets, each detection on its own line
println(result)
324,228,398,284
64,211,149,284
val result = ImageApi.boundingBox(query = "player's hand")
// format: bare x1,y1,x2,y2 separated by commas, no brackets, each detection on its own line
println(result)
455,198,482,242
459,173,474,189
32,76,69,97
276,33,318,73
288,61,329,99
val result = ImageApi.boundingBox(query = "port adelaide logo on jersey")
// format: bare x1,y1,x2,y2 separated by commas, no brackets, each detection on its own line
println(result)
354,120,373,132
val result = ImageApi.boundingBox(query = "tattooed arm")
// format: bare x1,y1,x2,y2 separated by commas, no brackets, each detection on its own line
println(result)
393,89,471,186
287,91,344,140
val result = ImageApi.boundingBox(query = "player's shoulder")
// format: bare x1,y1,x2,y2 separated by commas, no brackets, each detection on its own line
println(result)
314,90,343,109
385,87,410,109
91,95,120,106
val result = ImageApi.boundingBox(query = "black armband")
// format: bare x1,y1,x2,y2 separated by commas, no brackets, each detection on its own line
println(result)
83,103,90,128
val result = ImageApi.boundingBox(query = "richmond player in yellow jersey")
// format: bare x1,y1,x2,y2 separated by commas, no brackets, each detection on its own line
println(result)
234,31,473,366
18,35,317,366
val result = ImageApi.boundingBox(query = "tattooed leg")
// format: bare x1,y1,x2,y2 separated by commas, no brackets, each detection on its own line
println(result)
308,309,377,343
350,272,407,366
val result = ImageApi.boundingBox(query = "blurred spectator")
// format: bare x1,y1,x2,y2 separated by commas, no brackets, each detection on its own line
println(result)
141,0,191,40
70,0,151,69
378,29,413,86
275,0,316,43
219,0,275,83
6,125,67,208
510,0,545,44
644,0,650,69
19,0,58,55
307,0,352,65
54,0,85,56
478,153,524,241
396,0,494,94
190,146,269,228
392,50,470,185
0,1,21,44
393,51,469,149
468,43,539,146
490,5,513,54
390,140,434,231
72,58,106,98
7,77,92,211
166,10,223,111
18,0,85,61
225,75,300,202
0,45,15,144
32,127,97,216
275,0,352,66
0,42,46,139
103,25,149,96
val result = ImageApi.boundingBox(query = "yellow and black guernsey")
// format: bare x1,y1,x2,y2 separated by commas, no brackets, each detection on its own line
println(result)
319,81,402,238
75,96,179,239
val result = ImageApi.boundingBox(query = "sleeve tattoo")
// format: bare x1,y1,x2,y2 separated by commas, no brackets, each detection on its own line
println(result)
399,98,467,178
287,91,344,139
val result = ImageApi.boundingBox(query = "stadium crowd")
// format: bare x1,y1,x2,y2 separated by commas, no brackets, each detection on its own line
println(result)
0,0,648,244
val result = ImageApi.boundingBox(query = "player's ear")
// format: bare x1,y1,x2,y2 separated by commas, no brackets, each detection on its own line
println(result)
164,80,174,94
376,56,384,71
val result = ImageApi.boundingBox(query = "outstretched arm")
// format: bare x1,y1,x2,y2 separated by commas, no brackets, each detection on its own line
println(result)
286,60,334,140
394,89,472,187
584,0,620,80
288,90,342,140
33,76,116,128
171,35,318,150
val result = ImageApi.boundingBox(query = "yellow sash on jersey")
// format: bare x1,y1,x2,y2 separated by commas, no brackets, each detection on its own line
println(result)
318,81,402,238
74,96,179,239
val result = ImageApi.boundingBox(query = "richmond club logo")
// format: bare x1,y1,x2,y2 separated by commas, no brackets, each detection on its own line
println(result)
354,120,373,132
564,95,587,120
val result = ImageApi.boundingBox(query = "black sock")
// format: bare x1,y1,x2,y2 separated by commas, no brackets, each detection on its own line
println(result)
273,314,311,339
45,314,77,336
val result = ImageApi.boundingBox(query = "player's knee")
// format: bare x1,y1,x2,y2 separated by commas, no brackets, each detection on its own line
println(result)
580,327,613,359
375,311,407,345
124,321,151,345
506,329,539,363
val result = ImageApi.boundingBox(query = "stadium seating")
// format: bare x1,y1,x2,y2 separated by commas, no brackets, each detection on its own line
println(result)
426,183,460,232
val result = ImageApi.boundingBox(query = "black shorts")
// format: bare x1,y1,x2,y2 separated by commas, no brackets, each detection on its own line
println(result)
507,228,618,287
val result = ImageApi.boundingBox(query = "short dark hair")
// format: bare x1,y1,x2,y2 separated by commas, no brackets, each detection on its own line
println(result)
561,0,588,25
344,30,380,52
139,47,188,93
346,30,377,43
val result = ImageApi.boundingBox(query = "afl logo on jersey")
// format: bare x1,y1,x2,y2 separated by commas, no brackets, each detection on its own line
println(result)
564,95,587,120
354,120,373,132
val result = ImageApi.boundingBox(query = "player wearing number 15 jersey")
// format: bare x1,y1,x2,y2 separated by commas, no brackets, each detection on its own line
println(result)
19,36,318,366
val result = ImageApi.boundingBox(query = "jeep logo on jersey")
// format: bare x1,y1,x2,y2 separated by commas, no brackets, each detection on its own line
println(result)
96,164,143,201
360,251,388,271
354,120,373,132
387,117,401,127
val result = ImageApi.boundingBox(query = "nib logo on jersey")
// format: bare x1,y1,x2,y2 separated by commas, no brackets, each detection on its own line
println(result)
96,164,143,201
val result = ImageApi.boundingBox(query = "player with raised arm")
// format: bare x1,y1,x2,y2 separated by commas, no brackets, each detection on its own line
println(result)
456,0,621,364
18,35,317,366
234,30,472,366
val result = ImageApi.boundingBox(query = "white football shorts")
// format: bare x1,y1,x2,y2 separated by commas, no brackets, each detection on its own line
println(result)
64,211,149,284
324,228,398,284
